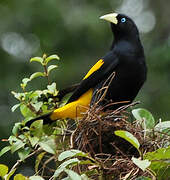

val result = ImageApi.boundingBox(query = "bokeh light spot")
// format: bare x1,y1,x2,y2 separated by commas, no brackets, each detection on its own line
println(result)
1,32,40,60
117,0,156,33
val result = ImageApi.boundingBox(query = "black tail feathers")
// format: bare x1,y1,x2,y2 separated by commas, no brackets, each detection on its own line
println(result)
25,112,53,127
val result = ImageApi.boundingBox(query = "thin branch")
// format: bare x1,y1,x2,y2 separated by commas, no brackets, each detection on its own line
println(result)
43,65,50,85
9,148,42,175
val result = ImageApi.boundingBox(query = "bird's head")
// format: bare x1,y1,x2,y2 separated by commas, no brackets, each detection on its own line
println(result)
100,13,139,42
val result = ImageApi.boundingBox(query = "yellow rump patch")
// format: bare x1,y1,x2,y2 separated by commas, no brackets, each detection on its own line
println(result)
50,89,93,120
83,59,104,80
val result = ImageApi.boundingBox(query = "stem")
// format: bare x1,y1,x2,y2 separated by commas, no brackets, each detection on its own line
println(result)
99,169,106,180
9,159,22,173
26,102,41,116
8,148,42,175
41,156,55,176
43,65,50,85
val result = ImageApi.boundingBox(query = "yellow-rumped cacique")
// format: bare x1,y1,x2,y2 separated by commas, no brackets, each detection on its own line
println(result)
26,13,147,127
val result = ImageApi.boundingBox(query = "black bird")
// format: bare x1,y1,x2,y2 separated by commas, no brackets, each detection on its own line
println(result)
26,13,147,126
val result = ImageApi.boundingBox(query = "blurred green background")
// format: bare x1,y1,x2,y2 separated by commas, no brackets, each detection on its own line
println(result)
0,0,170,173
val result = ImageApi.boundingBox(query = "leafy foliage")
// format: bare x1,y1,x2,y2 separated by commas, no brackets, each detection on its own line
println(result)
132,108,155,129
131,157,151,171
0,54,169,180
114,130,140,152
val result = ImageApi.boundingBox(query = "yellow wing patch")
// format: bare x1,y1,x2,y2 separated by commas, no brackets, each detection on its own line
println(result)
83,59,104,80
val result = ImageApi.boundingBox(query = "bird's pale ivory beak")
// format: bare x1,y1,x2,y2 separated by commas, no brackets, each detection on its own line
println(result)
100,13,118,24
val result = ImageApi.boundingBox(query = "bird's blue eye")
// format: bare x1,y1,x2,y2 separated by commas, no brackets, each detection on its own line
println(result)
121,18,126,23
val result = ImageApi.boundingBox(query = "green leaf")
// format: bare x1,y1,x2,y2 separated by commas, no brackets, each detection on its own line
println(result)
114,130,140,150
11,91,24,101
59,158,80,169
136,176,151,180
43,123,55,135
132,108,155,129
47,82,58,96
85,169,98,177
8,135,18,145
14,174,27,180
61,177,70,180
0,146,11,157
47,82,56,93
21,78,30,89
54,158,80,177
132,157,151,171
18,147,31,161
154,121,170,132
24,91,34,101
144,146,170,160
12,122,22,136
81,174,90,180
18,134,25,140
11,139,26,153
34,90,43,97
22,117,32,126
28,91,40,100
30,120,43,138
79,160,94,165
11,103,20,112
28,136,39,147
30,72,45,80
64,169,82,180
47,65,58,74
35,152,46,173
20,104,35,118
22,78,30,85
58,149,88,161
42,89,49,95
29,176,45,180
38,138,56,154
0,164,8,177
30,57,43,64
41,104,48,114
53,168,64,178
31,102,43,112
146,161,170,179
45,54,60,65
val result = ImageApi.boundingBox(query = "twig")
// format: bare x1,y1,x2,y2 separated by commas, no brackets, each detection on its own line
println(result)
98,117,103,153
41,156,55,177
9,159,22,173
100,100,130,111
83,133,96,156
8,148,42,175
43,65,50,85
95,72,116,104
112,101,140,114
111,143,128,158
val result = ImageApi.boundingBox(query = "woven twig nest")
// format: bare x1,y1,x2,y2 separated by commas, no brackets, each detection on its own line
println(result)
71,102,142,157
70,102,155,179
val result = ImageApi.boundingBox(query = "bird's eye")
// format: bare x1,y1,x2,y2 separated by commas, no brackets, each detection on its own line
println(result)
121,18,126,23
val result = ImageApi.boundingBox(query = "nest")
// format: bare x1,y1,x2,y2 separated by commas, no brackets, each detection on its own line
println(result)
72,102,140,155
70,102,155,179
65,75,159,179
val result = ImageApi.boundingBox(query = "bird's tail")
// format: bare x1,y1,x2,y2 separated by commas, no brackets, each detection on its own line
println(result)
25,112,54,127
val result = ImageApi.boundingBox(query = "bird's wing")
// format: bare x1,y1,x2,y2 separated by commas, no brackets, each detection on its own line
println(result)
68,51,119,103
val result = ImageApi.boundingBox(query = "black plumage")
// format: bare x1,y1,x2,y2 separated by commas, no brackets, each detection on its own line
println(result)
25,13,147,126
69,13,147,109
